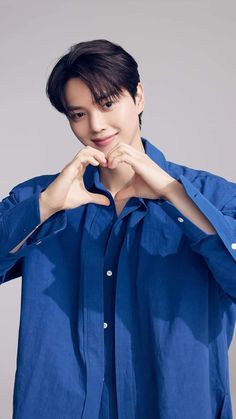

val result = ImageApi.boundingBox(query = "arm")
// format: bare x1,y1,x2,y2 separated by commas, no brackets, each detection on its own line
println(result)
162,179,217,235
0,184,67,285
158,174,236,303
9,192,58,253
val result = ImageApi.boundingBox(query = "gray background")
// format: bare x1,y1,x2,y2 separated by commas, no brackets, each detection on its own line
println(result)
0,0,235,417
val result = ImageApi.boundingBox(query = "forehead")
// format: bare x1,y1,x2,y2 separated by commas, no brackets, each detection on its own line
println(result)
64,78,94,103
64,77,128,109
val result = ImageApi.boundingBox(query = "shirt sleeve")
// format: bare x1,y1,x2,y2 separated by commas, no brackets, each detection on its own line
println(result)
0,187,67,285
157,174,236,303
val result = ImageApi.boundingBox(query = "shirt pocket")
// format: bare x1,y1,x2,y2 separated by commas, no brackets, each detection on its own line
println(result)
141,209,183,258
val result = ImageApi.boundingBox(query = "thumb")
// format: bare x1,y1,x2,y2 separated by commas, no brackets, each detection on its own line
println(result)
89,192,110,206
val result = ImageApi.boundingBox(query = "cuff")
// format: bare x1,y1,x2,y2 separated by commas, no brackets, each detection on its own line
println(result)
1,190,67,257
157,174,236,261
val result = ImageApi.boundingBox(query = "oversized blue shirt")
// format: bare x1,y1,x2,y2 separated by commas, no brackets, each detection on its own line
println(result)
0,137,236,419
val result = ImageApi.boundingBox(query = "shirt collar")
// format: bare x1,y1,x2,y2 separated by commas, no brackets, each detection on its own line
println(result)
83,137,168,205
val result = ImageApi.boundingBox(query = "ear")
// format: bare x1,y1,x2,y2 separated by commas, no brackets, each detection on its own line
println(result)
135,82,145,114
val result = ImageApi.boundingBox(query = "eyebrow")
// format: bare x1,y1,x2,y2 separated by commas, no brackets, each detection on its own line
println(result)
66,105,85,111
66,95,115,112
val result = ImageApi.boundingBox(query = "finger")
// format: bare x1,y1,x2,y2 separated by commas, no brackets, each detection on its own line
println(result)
62,156,94,181
73,146,107,165
108,152,136,170
86,146,107,163
86,156,107,168
72,154,104,177
67,146,108,182
107,154,121,168
106,143,122,159
77,156,103,177
106,143,135,159
106,144,138,166
86,156,100,166
84,153,107,167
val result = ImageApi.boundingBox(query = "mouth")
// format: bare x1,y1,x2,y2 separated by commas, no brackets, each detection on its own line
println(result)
92,132,118,147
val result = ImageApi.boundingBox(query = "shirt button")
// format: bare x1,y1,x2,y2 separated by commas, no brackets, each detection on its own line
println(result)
106,270,113,276
35,240,42,245
177,217,184,223
231,243,236,250
104,322,108,329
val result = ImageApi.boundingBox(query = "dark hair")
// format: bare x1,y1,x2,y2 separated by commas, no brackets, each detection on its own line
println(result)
45,39,143,129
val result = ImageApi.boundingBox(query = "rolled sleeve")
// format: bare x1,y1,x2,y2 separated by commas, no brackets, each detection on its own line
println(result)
0,185,67,285
0,190,67,258
157,174,236,302
158,174,236,261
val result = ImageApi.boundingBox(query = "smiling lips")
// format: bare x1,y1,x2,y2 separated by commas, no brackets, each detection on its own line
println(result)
92,133,118,147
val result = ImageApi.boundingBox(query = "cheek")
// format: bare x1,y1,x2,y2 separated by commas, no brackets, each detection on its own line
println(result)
69,121,77,133
114,106,135,127
120,107,138,130
70,122,85,137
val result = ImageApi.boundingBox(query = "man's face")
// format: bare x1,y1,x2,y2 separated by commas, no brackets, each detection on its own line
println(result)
64,77,144,154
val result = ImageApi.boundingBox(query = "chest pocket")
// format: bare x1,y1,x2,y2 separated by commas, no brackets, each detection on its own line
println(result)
141,206,184,258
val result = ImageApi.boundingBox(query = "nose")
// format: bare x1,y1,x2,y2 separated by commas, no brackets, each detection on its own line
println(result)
89,109,107,134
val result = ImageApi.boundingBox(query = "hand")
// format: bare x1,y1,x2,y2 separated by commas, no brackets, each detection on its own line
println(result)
41,146,110,211
104,143,176,201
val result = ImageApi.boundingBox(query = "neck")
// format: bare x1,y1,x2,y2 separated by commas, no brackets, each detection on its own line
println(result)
98,135,145,198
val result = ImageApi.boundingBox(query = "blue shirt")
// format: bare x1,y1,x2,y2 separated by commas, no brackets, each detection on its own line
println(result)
0,137,236,419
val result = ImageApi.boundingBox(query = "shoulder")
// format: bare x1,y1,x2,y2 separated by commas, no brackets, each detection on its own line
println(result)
166,159,236,210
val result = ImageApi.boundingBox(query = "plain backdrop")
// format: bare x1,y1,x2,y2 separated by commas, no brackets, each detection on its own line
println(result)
0,0,235,418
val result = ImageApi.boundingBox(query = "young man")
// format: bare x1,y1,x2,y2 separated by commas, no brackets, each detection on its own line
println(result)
1,39,235,419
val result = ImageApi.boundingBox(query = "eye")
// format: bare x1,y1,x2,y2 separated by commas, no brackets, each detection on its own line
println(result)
69,99,117,121
70,112,85,121
102,100,114,109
